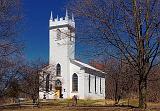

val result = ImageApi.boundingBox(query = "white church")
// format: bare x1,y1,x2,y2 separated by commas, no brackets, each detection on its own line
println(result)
39,10,106,100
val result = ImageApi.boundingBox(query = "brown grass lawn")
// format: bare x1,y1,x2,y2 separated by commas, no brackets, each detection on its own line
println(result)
1,106,134,111
1,99,160,111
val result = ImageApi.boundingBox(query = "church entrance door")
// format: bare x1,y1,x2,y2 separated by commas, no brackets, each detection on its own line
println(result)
55,86,62,98
55,79,62,98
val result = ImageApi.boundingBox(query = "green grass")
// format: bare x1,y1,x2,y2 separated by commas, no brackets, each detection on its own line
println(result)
39,99,102,106
1,99,160,111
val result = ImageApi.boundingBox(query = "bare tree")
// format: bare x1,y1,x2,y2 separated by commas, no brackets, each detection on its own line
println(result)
90,58,137,105
0,0,23,99
147,65,160,102
18,60,48,104
70,0,160,108
0,58,24,99
5,78,20,102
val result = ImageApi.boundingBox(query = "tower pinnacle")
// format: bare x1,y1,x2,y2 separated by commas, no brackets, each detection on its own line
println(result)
57,15,59,20
72,13,74,22
50,11,53,20
65,9,69,20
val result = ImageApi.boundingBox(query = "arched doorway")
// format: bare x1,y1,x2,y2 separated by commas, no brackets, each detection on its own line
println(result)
55,79,62,98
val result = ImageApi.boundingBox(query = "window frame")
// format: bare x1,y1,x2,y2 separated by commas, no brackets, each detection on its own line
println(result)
72,73,78,92
100,78,102,94
56,63,61,76
56,29,61,40
89,74,91,93
95,76,97,94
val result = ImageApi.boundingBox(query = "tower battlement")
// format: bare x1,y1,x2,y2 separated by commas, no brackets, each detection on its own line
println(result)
49,10,75,29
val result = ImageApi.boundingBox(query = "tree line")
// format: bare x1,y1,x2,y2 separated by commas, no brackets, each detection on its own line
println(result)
0,0,48,104
90,58,160,105
69,0,160,108
1,0,160,109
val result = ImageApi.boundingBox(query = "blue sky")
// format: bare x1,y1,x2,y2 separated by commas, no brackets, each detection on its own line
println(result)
22,0,97,63
22,0,67,62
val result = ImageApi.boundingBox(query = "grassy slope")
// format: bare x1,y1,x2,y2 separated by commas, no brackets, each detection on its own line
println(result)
2,99,160,111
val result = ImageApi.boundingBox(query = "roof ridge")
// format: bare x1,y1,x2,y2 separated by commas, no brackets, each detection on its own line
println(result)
70,59,106,74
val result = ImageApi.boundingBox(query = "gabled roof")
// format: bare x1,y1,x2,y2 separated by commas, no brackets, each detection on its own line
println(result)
70,59,106,78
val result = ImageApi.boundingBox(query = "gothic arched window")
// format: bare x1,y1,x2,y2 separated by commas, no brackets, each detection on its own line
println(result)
100,78,102,94
57,29,61,40
46,74,50,92
72,73,78,92
56,64,61,76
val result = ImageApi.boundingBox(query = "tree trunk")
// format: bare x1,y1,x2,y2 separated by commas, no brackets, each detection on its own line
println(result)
115,82,118,104
139,79,147,108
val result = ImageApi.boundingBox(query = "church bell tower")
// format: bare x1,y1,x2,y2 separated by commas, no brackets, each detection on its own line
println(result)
49,10,75,64
49,10,75,98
